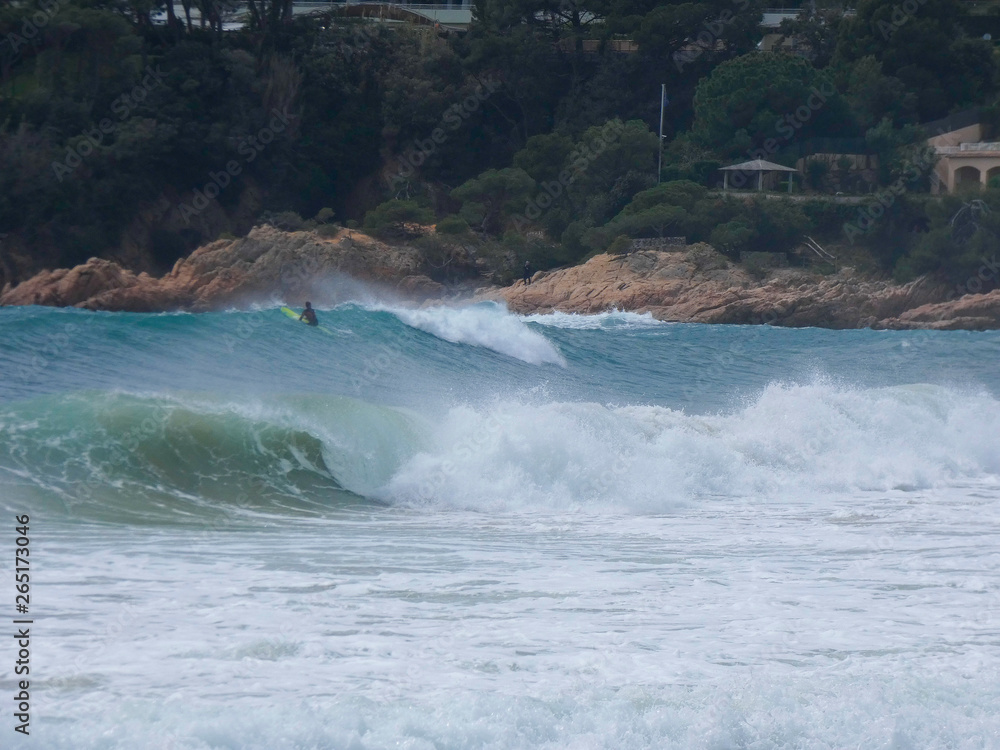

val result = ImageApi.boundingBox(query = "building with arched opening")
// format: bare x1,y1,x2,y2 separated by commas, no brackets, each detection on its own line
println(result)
926,109,1000,193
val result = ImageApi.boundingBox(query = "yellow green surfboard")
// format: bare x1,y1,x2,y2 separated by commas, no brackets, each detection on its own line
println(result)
281,306,336,335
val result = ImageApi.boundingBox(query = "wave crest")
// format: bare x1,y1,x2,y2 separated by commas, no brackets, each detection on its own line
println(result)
384,302,566,366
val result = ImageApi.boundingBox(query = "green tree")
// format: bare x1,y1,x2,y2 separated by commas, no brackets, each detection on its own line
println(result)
451,167,536,235
622,180,708,214
864,117,936,186
834,0,997,120
710,220,755,255
581,179,704,249
513,132,575,183
774,5,847,68
746,198,810,252
691,53,854,157
844,56,916,131
896,194,1000,285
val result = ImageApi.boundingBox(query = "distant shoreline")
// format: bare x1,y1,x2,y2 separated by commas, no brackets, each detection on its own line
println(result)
2,227,999,331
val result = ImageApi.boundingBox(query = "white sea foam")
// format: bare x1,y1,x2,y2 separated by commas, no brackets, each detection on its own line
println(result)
38,674,1000,750
523,308,666,329
34,500,1000,749
378,382,1000,511
385,302,566,366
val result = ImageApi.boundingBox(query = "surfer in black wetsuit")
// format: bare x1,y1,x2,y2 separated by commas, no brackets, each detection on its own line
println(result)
523,261,532,286
299,301,318,326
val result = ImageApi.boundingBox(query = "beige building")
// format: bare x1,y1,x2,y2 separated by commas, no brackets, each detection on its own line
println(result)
926,110,1000,193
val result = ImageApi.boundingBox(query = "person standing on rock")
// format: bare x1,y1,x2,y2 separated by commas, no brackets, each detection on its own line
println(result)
299,301,318,326
523,261,532,286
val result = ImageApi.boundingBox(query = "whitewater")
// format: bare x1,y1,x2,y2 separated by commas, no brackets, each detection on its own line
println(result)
1,301,999,749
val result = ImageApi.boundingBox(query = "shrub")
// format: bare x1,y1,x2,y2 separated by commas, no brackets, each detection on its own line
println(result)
608,235,632,256
687,244,729,272
435,215,470,234
363,199,434,237
266,211,307,231
414,235,477,282
709,221,755,256
623,180,707,214
799,199,856,235
741,252,785,280
314,207,336,224
746,199,810,253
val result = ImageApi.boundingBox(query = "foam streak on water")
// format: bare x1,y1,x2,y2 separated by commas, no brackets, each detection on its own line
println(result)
0,304,999,748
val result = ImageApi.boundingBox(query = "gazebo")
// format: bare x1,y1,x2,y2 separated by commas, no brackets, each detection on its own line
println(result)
720,159,798,192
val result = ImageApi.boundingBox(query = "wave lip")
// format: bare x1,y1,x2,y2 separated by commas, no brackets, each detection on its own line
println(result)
0,391,425,521
383,302,566,366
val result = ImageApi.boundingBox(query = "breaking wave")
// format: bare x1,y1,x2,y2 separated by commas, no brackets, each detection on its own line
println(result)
3,382,997,521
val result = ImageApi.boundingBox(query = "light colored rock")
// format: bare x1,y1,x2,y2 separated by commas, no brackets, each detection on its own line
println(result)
479,245,998,330
0,226,435,312
880,288,1000,330
4,233,999,330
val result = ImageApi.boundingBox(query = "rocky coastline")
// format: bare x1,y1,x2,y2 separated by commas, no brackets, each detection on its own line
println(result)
480,245,1000,331
0,226,447,312
2,228,998,330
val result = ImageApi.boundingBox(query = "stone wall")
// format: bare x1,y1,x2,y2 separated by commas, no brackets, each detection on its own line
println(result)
629,237,686,251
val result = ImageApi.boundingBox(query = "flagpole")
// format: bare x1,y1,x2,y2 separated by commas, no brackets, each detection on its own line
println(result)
658,84,666,184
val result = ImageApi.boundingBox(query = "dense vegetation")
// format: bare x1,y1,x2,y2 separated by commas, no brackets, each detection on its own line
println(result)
1,0,998,290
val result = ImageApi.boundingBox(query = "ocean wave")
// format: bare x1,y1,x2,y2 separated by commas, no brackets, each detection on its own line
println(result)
3,383,997,521
379,382,1000,511
0,391,425,522
379,302,566,366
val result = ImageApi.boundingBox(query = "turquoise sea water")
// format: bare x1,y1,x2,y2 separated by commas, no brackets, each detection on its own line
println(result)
1,302,999,748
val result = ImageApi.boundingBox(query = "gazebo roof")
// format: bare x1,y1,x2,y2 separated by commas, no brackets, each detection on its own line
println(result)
720,159,798,172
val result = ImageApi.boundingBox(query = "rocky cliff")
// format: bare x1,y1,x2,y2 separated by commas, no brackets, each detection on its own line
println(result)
480,244,1000,330
0,225,445,312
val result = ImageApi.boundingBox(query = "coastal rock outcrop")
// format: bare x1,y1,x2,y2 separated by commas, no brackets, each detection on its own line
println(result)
0,226,440,312
4,232,998,330
881,288,1000,330
480,245,999,330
